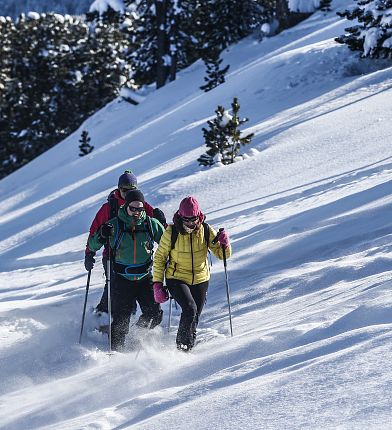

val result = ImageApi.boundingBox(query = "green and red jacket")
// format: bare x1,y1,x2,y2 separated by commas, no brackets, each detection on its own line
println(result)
88,205,164,281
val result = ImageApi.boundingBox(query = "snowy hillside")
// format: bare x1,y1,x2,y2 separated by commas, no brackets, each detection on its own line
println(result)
1,1,392,428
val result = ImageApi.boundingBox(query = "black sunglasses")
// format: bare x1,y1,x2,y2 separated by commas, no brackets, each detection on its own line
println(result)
182,216,198,222
128,206,144,213
120,186,137,192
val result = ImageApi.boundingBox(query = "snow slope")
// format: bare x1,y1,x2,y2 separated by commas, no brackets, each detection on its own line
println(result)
1,1,392,428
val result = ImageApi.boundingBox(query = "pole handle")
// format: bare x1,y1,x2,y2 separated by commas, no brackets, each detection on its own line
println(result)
212,227,225,245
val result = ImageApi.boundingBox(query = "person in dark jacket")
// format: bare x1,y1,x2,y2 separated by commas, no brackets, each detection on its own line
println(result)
84,170,166,313
88,190,165,351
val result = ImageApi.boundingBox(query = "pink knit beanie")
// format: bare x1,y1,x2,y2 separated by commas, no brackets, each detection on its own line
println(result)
178,196,201,217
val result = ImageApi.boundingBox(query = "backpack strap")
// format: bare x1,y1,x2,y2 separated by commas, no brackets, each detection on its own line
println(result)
203,222,212,267
168,222,211,270
112,217,125,262
144,217,155,251
112,217,155,261
203,222,210,248
170,222,210,249
171,224,179,250
108,190,118,219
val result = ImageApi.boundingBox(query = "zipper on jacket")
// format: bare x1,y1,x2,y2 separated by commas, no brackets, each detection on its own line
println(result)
190,232,194,284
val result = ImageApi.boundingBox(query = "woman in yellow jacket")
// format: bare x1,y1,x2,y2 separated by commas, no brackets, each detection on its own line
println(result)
153,196,231,351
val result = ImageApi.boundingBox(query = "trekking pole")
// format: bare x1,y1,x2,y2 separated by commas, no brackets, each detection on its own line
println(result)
168,296,173,333
213,228,233,337
107,243,112,354
79,270,92,344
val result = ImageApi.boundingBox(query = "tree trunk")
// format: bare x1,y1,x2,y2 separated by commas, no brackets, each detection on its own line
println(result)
275,0,290,31
156,0,168,88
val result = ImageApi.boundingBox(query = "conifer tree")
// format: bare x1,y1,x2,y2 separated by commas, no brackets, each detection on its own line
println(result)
128,0,209,88
78,130,94,156
0,10,134,178
200,49,230,92
336,0,392,58
198,97,254,166
195,0,266,55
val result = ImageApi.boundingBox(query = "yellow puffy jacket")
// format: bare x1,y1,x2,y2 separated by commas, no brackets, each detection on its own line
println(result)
153,223,232,285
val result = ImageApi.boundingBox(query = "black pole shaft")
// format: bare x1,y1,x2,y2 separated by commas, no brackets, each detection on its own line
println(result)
168,297,173,333
79,270,92,344
222,246,233,337
107,243,112,354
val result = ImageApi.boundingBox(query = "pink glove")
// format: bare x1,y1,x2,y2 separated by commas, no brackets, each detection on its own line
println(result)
218,231,230,248
153,282,169,304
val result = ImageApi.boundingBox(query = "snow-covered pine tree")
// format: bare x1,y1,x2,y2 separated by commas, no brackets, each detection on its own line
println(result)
194,0,268,92
78,130,94,156
200,49,230,92
198,97,254,166
166,0,196,82
198,105,227,166
195,0,266,55
128,0,161,87
221,97,254,164
0,9,134,178
336,0,392,58
1,12,65,177
0,17,13,98
86,0,136,91
128,0,196,88
0,17,16,177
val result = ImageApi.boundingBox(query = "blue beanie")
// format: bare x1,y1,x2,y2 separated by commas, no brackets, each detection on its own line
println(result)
118,170,137,188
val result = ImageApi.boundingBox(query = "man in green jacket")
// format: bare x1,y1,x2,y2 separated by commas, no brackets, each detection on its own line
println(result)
88,189,164,351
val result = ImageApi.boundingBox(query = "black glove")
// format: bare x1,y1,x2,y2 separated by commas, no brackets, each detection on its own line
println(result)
153,207,166,226
84,252,95,271
99,223,114,243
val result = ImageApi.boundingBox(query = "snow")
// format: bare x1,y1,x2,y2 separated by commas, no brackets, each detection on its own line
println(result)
120,88,146,104
364,27,382,57
261,22,271,35
1,1,392,428
289,0,321,13
53,14,65,24
27,12,40,20
89,0,125,16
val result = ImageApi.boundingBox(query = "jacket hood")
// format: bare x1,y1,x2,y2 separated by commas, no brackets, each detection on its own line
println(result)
118,205,146,228
108,189,126,205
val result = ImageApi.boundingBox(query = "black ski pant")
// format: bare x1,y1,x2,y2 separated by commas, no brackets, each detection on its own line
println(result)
111,273,162,351
95,256,137,315
166,279,209,349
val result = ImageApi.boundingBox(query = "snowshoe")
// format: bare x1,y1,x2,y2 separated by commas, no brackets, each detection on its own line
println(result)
177,343,192,353
91,309,110,335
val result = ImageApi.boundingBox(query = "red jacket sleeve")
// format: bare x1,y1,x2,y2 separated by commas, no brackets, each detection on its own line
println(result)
85,203,110,254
